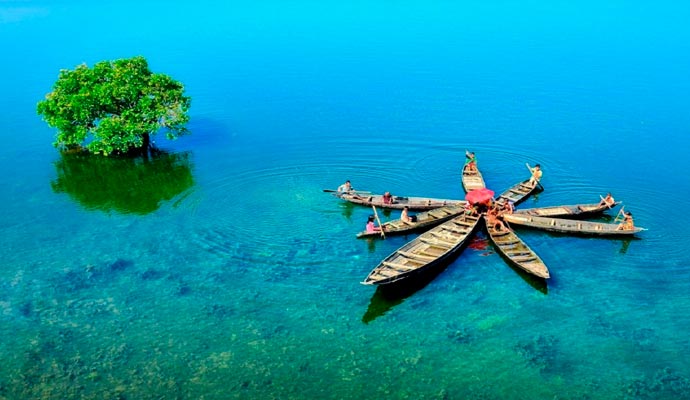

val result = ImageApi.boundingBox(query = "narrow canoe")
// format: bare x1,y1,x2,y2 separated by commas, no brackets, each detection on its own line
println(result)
356,204,467,238
461,167,486,193
486,219,550,279
362,213,481,285
514,201,621,218
495,180,540,207
503,214,645,236
337,192,465,211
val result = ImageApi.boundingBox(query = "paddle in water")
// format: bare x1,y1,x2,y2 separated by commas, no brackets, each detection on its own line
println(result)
372,205,386,239
525,163,544,190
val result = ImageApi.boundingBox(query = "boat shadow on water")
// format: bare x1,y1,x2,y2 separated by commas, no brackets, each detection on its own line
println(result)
476,230,549,294
339,201,356,221
361,252,459,324
517,227,645,241
502,260,549,295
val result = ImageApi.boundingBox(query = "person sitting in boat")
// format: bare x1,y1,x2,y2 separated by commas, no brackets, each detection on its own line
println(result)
486,207,506,231
600,193,615,207
464,202,477,216
400,206,417,223
503,200,515,214
366,215,383,233
382,192,394,205
528,163,542,187
464,151,477,173
337,180,353,193
475,201,489,215
617,211,634,230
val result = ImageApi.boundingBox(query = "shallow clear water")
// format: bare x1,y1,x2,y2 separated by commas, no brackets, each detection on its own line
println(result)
2,1,690,399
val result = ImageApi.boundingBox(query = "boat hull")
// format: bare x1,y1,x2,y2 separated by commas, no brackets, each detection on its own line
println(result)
495,180,541,207
356,205,466,238
486,218,550,279
461,169,486,193
338,192,465,211
362,214,481,286
514,202,621,218
503,214,644,236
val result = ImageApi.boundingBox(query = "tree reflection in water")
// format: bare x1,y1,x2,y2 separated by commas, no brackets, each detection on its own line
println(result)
51,150,194,215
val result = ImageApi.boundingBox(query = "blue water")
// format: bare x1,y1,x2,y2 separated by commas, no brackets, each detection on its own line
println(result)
2,1,690,398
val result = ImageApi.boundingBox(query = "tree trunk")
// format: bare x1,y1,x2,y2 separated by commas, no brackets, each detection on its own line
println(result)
142,133,150,152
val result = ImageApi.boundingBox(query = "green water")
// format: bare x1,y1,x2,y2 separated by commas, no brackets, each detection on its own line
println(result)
2,1,690,399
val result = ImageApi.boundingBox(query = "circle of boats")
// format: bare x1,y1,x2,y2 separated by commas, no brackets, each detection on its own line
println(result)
327,162,643,286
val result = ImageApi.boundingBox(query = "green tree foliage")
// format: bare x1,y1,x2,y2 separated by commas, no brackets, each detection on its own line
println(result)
37,56,191,155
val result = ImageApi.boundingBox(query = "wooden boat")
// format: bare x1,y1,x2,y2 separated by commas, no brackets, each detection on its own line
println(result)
514,201,621,218
362,213,481,285
502,214,645,236
486,220,550,279
495,180,540,207
356,204,466,238
461,167,486,193
337,191,465,211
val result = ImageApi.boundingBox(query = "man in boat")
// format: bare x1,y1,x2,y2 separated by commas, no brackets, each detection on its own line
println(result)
600,193,615,207
337,180,353,193
528,164,542,187
464,151,477,173
617,211,634,230
503,200,515,214
400,206,417,223
382,191,394,205
486,206,506,231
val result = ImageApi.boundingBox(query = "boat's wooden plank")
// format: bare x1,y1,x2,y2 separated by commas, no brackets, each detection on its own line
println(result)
452,220,475,227
505,250,532,255
382,261,420,271
441,226,468,234
493,239,521,245
371,269,397,278
429,232,459,243
397,250,437,261
419,237,452,248
512,256,537,262
429,208,452,216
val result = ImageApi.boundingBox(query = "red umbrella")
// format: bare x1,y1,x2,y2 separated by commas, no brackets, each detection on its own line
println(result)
465,188,495,205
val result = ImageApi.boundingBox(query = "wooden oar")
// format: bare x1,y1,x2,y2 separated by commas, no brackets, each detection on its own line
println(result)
613,206,626,224
372,205,386,239
599,195,614,209
525,163,544,190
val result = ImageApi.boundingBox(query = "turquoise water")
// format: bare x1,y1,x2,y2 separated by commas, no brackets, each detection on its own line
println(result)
2,1,690,398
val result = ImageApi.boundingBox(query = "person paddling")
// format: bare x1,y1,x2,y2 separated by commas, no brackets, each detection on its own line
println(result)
337,180,353,193
527,163,542,188
366,215,383,233
600,193,615,208
464,151,477,173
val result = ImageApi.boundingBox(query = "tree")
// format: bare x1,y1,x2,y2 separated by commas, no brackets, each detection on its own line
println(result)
37,56,191,156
